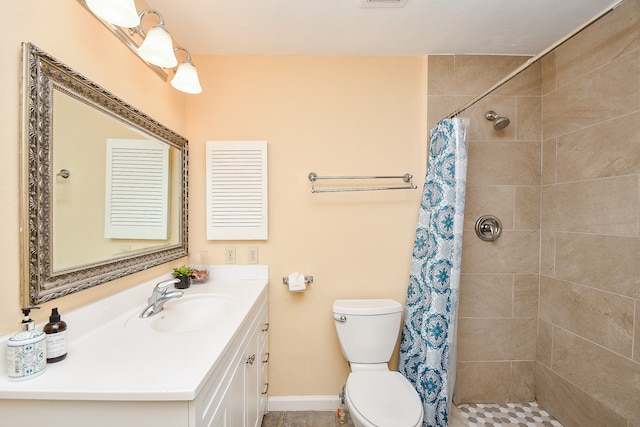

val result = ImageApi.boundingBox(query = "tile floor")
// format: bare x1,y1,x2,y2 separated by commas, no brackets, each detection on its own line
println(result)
261,402,563,427
455,402,563,427
261,410,355,427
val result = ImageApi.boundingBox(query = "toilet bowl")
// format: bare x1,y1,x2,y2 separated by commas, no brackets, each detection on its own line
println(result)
346,370,423,427
333,299,423,427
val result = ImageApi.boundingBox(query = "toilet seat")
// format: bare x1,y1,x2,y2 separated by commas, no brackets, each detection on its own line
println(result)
346,371,423,427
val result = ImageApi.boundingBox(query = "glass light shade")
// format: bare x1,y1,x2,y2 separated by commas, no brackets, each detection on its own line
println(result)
86,0,140,28
137,26,178,68
171,62,203,94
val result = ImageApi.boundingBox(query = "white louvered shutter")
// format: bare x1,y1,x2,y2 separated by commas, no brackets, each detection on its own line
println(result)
104,139,169,239
206,141,268,240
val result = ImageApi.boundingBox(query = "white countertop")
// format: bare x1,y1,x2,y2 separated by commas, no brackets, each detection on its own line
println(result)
0,265,269,401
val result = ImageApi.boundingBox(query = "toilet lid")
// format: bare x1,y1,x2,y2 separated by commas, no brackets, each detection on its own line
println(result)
347,371,423,427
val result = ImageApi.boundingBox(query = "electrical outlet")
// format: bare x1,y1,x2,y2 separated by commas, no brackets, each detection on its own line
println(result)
248,247,259,264
225,247,236,264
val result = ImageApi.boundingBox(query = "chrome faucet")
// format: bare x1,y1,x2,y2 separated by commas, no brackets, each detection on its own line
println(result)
140,279,184,318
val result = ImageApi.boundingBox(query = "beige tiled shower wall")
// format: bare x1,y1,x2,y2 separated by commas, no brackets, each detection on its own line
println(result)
427,0,640,425
427,54,542,404
537,0,640,426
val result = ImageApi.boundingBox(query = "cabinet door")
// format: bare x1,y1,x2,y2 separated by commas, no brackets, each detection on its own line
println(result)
246,306,269,427
226,362,245,427
245,330,259,427
206,359,244,427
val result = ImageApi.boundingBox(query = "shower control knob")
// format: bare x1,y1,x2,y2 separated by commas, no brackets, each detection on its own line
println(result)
475,215,502,242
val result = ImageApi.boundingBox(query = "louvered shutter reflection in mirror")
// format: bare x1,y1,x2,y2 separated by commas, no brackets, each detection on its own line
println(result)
105,139,169,240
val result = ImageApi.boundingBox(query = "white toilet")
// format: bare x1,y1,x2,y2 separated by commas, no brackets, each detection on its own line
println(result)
333,299,423,427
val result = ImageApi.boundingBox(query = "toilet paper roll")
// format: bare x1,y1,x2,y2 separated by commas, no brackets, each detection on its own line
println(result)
287,272,307,292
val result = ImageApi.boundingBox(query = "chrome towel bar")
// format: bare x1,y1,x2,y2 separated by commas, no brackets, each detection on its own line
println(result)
308,172,417,193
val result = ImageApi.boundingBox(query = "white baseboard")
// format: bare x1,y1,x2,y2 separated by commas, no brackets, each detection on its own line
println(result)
267,395,341,412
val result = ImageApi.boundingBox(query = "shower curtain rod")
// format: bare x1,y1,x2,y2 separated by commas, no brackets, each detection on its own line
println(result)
445,0,628,120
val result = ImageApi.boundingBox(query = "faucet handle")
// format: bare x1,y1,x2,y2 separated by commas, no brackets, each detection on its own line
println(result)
149,279,181,303
155,278,181,292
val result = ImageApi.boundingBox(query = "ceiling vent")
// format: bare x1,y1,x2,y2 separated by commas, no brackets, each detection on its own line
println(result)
360,0,408,8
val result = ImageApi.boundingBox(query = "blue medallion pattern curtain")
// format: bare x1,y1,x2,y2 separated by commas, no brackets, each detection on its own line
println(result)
399,118,468,426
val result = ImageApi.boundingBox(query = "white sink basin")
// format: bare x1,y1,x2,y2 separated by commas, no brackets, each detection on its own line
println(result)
125,294,237,335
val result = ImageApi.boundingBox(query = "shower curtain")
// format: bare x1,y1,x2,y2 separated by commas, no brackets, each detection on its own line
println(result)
399,118,467,427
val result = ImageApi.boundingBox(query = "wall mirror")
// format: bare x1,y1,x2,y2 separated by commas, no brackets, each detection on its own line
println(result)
21,43,189,305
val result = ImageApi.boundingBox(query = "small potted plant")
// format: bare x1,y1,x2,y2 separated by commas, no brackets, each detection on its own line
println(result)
172,265,193,289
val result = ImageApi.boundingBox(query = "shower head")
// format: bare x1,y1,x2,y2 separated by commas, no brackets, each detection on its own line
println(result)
485,110,510,130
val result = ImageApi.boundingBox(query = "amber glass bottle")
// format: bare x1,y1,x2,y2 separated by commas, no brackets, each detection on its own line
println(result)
44,308,67,363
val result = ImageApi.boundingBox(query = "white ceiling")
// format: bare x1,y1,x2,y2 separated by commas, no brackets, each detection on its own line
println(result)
144,0,619,57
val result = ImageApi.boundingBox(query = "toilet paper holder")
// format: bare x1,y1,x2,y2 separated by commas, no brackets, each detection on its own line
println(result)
282,275,314,285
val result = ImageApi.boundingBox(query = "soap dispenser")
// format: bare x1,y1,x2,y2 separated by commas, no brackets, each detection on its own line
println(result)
44,307,67,363
6,307,47,381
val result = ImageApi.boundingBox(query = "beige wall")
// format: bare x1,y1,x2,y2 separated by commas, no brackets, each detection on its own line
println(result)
2,0,428,399
185,55,428,395
537,0,640,425
0,1,187,333
427,54,542,403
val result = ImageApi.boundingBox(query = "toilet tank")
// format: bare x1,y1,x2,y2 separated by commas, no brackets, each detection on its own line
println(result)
333,299,403,364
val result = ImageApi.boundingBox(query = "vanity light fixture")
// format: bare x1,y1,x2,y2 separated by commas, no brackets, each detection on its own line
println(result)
171,47,203,94
79,0,202,94
85,0,139,28
134,10,178,69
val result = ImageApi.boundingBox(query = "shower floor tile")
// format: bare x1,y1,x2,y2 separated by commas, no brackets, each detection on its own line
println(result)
456,402,563,427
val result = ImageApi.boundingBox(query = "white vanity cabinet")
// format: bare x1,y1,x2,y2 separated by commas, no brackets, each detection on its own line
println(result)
199,296,269,427
246,304,269,427
0,266,270,427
